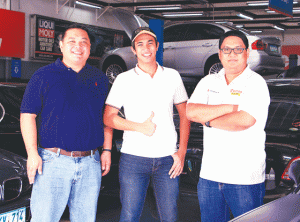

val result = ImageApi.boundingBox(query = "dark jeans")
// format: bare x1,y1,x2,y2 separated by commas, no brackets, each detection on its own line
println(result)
119,153,179,222
197,177,265,222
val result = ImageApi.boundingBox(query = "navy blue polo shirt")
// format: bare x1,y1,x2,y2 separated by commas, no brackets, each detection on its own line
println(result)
21,59,109,151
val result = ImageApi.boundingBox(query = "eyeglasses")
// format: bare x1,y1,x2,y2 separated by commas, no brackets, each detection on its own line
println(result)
220,47,246,54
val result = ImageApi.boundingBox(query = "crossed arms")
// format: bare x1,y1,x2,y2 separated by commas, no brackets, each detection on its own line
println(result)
186,103,256,131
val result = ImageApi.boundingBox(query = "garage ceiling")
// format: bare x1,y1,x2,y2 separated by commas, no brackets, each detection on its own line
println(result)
79,0,300,32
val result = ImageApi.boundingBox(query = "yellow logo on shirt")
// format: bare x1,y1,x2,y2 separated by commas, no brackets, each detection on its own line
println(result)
230,89,242,96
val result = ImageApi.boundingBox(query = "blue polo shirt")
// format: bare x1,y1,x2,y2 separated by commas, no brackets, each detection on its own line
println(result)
21,59,109,151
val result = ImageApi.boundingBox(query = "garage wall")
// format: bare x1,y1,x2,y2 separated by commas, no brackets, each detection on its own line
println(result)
0,0,125,81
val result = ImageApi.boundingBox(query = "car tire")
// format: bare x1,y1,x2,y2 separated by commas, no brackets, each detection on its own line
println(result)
208,62,223,75
103,59,126,84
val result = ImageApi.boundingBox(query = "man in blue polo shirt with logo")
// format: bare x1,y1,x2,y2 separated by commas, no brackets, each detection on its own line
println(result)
20,24,112,222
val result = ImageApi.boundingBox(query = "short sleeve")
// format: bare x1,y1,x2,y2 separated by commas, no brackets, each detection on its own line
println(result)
188,76,210,104
20,71,44,114
238,75,270,121
105,74,125,109
174,73,188,104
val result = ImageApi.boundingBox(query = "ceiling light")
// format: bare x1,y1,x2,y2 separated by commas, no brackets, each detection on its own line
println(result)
162,13,203,17
237,13,254,20
273,25,284,31
247,1,268,6
251,30,263,33
76,1,101,9
236,25,244,28
136,5,181,11
293,8,300,12
248,0,297,6
215,21,228,24
265,9,275,13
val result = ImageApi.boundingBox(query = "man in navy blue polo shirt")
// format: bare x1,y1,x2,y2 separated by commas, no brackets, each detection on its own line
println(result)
20,24,112,222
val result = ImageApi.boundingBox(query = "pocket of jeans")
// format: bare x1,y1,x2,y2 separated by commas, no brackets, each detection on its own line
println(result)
38,148,57,163
92,150,100,163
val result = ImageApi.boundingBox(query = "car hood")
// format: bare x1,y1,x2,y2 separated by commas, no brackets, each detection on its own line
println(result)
110,8,148,39
230,193,300,221
0,149,27,182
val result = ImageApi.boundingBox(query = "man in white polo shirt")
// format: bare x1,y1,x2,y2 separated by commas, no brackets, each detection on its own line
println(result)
104,27,190,221
187,30,270,222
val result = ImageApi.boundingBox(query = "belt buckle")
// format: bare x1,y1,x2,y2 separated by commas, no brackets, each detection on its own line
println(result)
71,151,81,157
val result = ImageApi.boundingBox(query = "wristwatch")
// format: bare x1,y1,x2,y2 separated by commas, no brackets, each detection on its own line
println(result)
205,121,211,128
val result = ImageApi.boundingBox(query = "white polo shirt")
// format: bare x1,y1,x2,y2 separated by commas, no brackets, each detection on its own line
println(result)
188,66,270,185
106,64,188,158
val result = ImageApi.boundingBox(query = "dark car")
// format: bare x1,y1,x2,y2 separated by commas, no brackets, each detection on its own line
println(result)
230,152,300,222
0,149,31,222
0,83,28,157
0,83,31,221
277,65,300,79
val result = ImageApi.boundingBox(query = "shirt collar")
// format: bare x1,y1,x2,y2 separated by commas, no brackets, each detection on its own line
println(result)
55,58,89,73
217,65,251,83
134,62,164,77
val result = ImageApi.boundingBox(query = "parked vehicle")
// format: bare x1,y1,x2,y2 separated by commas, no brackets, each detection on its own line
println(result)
0,83,28,157
277,65,300,79
99,22,285,83
230,154,300,221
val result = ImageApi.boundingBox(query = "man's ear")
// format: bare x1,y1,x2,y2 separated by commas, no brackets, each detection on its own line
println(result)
131,46,136,56
156,41,159,51
59,41,63,49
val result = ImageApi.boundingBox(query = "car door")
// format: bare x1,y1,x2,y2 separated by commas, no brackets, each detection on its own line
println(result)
173,23,224,76
163,24,189,70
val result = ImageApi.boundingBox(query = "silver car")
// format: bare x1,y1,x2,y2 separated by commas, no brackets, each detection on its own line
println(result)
100,22,284,83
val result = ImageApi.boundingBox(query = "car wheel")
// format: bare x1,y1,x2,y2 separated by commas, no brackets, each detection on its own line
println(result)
209,62,223,75
103,61,126,84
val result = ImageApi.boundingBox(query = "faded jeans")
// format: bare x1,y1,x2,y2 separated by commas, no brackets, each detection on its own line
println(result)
30,148,101,222
119,153,179,222
197,177,265,222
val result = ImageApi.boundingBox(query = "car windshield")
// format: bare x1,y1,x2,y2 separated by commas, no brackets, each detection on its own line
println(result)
0,86,25,125
266,98,300,133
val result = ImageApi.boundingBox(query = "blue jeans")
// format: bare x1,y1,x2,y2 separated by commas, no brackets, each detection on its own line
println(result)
30,148,102,222
197,178,265,222
119,153,179,222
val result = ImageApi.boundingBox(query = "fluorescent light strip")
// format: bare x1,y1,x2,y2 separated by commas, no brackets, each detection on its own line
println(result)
76,1,101,9
251,30,263,33
236,25,244,28
248,1,297,6
273,25,284,31
137,5,181,11
163,13,202,17
248,2,268,6
237,13,254,20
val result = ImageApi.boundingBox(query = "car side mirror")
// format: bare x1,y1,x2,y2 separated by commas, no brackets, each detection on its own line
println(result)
288,159,300,186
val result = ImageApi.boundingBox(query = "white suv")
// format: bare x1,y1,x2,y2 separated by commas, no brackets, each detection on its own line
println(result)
100,22,284,83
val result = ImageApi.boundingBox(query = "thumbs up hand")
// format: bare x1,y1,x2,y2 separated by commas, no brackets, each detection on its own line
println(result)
139,112,156,136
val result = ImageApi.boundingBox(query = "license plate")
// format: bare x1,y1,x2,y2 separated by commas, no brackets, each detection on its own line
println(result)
0,207,26,222
269,44,278,53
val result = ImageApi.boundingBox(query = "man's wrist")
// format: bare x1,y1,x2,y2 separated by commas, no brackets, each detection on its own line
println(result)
102,148,112,152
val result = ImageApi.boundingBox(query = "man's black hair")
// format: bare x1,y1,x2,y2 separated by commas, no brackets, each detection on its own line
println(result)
61,24,92,42
219,30,249,49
